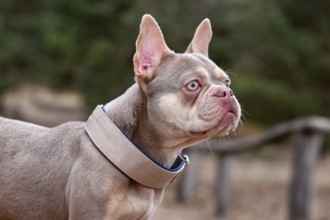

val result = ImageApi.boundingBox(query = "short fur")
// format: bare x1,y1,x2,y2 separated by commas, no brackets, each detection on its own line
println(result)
0,15,241,220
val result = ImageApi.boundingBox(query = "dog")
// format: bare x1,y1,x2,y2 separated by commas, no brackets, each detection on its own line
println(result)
0,14,241,220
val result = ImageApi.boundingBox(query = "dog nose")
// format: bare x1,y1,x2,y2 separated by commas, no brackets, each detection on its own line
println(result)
213,87,234,98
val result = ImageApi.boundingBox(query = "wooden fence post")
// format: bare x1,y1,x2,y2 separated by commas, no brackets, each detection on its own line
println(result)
289,130,323,220
215,153,231,217
176,149,200,203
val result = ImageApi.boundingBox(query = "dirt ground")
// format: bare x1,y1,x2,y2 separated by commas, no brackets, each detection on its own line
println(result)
153,148,330,220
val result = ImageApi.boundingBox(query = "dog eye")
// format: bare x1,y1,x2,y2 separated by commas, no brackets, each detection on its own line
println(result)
225,79,231,87
186,80,200,91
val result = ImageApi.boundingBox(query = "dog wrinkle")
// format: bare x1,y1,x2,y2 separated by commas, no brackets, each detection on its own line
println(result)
196,66,210,79
212,68,228,82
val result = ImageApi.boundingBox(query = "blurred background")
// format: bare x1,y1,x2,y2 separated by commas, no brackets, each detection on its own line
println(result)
0,0,329,219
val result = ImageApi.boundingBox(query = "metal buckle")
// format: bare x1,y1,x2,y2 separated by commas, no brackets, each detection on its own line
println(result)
178,153,190,166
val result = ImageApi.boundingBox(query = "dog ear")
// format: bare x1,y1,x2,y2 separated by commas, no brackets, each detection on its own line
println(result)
133,14,171,83
186,18,212,57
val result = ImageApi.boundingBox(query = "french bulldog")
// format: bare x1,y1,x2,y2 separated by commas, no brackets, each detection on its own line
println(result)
0,14,241,220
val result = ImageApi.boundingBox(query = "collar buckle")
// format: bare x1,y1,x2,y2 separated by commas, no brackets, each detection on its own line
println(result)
179,153,190,166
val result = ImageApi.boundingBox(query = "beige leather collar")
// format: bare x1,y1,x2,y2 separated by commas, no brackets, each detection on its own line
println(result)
85,105,189,189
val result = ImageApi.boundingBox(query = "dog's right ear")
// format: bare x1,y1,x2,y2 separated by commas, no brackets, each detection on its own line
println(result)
133,14,171,84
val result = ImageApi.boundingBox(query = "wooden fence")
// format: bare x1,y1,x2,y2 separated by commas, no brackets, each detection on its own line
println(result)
176,116,330,220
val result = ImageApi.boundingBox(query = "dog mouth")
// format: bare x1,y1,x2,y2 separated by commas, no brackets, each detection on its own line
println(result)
189,108,238,138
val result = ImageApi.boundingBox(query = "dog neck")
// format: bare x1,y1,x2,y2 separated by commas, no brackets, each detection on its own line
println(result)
103,83,181,168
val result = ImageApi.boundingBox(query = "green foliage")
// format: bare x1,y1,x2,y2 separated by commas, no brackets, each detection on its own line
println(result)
210,0,330,124
0,0,137,108
0,0,329,123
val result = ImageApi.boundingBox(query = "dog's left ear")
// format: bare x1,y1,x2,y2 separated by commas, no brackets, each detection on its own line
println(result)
133,14,171,84
186,19,212,57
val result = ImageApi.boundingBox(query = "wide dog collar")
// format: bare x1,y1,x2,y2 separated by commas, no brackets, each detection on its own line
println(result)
84,105,189,189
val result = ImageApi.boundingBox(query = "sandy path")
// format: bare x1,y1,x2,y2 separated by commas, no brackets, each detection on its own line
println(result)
153,149,330,220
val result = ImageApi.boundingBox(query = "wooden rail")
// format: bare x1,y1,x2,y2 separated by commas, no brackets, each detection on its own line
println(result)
176,116,330,220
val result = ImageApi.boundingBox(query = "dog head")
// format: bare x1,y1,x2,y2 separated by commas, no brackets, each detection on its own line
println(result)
133,15,241,147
